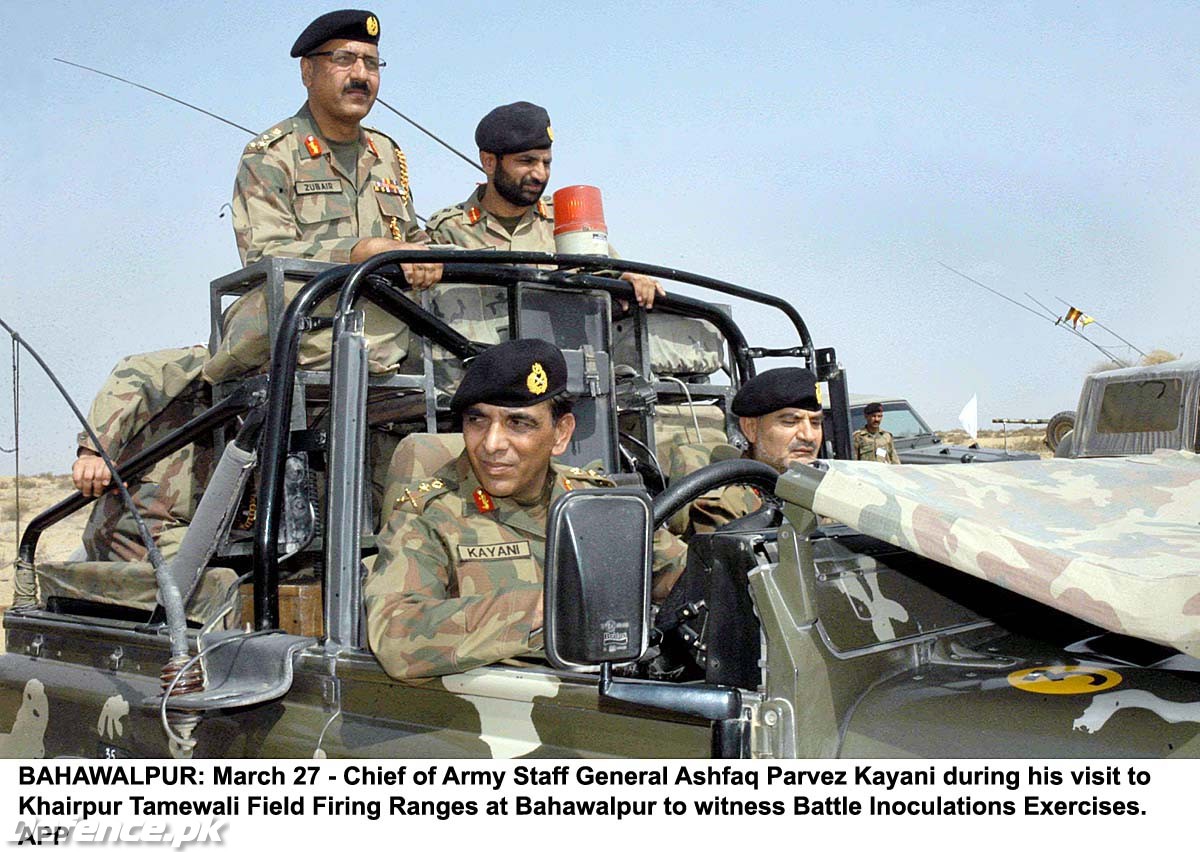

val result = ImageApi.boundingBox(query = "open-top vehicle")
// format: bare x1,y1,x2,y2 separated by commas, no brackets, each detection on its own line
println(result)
1,252,1197,759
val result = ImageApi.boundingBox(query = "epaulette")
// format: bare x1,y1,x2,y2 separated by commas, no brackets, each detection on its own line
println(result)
362,124,399,149
243,120,293,155
426,205,462,231
560,465,614,490
392,476,452,515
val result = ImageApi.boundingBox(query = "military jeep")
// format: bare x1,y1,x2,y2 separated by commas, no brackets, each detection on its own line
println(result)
849,395,1040,464
1053,359,1200,459
1,252,1197,760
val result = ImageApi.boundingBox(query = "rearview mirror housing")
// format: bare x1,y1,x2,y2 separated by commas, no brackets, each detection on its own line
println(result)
543,488,652,670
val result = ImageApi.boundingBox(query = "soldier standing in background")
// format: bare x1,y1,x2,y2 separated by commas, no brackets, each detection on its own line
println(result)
853,401,901,464
364,339,686,680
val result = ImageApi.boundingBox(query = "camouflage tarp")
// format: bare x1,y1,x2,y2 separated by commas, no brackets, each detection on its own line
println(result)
35,562,239,625
794,449,1200,656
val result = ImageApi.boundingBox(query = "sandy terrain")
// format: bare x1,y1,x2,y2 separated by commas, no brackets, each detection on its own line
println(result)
0,473,88,650
936,427,1053,459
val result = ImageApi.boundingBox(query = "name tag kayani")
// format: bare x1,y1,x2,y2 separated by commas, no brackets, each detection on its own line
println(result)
295,180,342,195
457,540,532,561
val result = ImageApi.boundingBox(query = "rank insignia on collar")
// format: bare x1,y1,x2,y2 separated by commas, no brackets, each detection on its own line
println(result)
366,136,379,158
562,477,574,492
304,135,323,158
473,488,495,512
418,482,431,492
431,479,444,488
536,199,549,218
467,206,481,224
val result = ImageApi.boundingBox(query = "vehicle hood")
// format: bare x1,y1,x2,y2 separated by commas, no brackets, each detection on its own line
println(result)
898,440,1040,464
777,450,1200,657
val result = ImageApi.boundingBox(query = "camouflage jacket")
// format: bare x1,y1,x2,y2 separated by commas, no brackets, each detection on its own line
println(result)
231,102,426,265
365,452,687,680
426,186,556,252
422,188,556,382
852,428,901,464
76,346,213,561
666,443,763,539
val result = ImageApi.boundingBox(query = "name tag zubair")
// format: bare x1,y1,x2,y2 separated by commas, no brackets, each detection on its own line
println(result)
295,180,342,194
457,541,532,561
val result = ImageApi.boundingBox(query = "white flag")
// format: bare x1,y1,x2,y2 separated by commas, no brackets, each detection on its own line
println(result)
958,394,978,440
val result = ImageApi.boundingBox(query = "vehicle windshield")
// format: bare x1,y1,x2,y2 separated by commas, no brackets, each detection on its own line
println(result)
850,401,933,439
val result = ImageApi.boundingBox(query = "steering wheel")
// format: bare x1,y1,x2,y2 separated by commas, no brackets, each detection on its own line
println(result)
647,459,780,679
651,458,779,528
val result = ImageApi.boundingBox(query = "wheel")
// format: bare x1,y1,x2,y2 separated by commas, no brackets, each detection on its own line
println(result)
1045,410,1076,452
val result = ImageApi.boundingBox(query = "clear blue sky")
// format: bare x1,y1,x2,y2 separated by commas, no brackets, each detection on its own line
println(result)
2,1,1197,473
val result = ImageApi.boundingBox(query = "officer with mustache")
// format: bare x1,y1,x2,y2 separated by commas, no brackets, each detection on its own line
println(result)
670,367,825,539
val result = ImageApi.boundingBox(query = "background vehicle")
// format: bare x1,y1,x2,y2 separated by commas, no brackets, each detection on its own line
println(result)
1053,359,1200,459
1,254,1195,760
849,394,1040,463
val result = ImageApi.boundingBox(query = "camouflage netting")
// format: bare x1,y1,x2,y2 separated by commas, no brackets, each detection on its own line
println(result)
35,562,239,625
806,449,1200,656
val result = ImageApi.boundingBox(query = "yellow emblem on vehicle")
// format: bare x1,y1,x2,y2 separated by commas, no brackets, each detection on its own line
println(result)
1007,665,1122,695
366,16,379,36
527,362,548,394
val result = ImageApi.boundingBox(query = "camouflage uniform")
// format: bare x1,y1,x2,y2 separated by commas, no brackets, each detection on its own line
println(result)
206,102,427,383
665,443,763,540
365,452,687,680
852,428,900,464
77,346,213,561
425,188,555,388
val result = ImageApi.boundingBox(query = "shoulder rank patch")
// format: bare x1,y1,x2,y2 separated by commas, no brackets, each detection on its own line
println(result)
394,478,449,514
244,125,287,154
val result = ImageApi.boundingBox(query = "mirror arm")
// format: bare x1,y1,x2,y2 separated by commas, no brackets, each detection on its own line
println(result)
598,662,743,723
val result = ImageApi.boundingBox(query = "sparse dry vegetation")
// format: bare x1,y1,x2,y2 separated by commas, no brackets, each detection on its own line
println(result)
1091,348,1182,374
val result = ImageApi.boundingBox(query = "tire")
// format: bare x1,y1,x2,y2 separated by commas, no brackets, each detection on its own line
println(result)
1046,410,1076,452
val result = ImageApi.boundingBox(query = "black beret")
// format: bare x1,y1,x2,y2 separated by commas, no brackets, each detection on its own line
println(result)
863,401,884,416
731,367,822,417
292,9,380,57
475,102,553,155
451,339,568,412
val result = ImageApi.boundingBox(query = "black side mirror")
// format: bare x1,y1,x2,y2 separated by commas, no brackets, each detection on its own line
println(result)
543,488,652,670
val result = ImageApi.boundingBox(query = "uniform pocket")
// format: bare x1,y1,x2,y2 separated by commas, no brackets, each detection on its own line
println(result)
375,192,412,220
295,188,352,224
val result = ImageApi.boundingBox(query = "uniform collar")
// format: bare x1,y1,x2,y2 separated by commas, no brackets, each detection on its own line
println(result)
293,102,380,179
463,185,550,237
450,452,570,539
